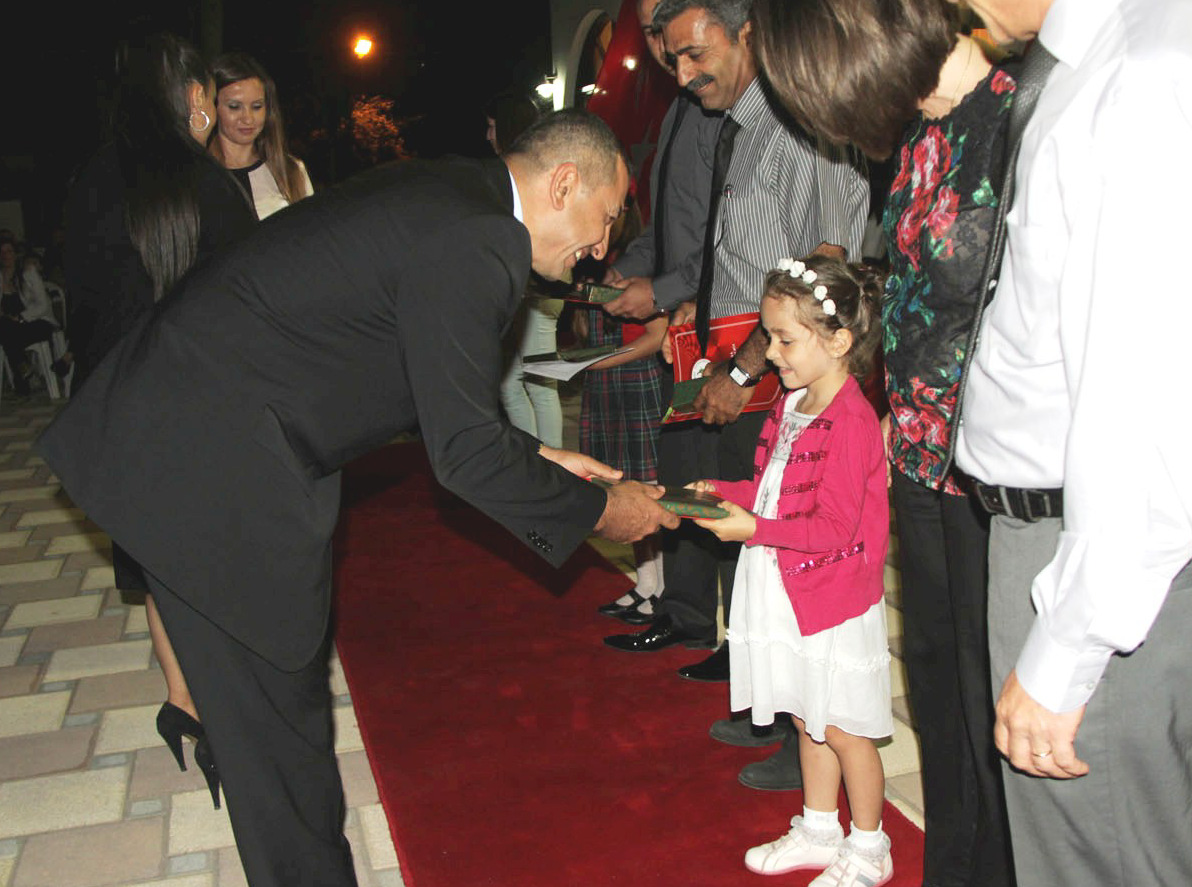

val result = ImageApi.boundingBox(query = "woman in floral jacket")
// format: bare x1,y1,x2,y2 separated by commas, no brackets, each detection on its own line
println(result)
752,1,1018,884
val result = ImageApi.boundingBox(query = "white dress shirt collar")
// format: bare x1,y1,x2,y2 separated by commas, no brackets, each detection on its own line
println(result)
507,166,524,224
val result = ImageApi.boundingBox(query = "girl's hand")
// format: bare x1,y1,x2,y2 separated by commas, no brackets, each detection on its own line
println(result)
685,480,716,493
694,500,756,542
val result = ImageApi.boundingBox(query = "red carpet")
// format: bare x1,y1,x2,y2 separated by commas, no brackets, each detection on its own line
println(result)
333,443,924,887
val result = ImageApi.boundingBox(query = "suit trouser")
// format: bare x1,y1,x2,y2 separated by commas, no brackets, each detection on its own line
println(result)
656,381,765,640
145,569,358,887
988,516,1192,887
891,473,1014,887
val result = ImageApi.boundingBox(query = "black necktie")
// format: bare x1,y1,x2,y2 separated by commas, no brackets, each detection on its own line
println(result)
694,115,741,352
945,39,1058,473
652,96,689,275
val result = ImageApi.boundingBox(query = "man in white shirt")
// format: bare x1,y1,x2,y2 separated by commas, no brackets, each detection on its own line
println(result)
954,0,1192,883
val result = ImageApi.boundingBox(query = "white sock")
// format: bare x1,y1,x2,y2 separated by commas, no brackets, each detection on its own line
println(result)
633,547,663,598
802,806,840,834
847,821,886,855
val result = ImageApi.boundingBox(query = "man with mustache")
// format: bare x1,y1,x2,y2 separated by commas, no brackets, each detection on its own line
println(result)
604,0,868,794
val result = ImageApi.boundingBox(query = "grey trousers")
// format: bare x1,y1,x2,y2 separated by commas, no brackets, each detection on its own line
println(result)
988,516,1192,887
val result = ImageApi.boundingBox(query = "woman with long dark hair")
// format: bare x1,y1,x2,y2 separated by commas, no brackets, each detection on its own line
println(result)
210,52,313,218
747,2,1018,885
65,31,256,808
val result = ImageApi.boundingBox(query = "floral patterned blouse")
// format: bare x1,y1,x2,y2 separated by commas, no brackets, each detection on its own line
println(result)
882,66,1015,493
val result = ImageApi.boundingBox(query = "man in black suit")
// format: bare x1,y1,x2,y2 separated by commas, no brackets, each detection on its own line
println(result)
37,110,677,886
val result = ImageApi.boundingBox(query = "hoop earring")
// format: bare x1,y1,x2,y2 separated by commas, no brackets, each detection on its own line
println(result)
189,108,211,133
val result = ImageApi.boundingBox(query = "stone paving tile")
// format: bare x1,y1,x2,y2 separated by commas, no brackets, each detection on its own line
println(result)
358,804,399,870
0,691,70,738
28,521,100,543
167,790,235,856
333,703,364,754
0,576,84,608
886,772,925,819
0,487,59,505
0,530,32,549
0,636,24,667
339,750,381,808
132,876,211,887
43,533,110,558
0,766,128,838
71,670,166,714
215,849,247,887
94,703,163,756
6,596,103,631
0,727,94,781
890,657,908,699
15,507,85,528
43,639,152,683
891,694,912,727
11,814,163,887
129,746,213,803
24,616,124,655
877,717,923,779
0,665,38,698
0,546,47,567
125,604,148,635
0,560,61,585
63,551,115,574
79,567,115,592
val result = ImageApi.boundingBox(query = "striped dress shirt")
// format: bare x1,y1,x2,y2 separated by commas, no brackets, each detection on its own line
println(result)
710,78,868,319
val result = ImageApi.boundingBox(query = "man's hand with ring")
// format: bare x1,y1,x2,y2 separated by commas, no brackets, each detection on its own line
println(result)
994,668,1089,779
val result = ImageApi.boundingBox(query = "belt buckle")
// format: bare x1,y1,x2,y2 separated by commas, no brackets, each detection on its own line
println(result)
976,483,1008,516
1021,489,1052,522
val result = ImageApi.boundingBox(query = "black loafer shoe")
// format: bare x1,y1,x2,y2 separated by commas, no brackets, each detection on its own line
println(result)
677,646,729,682
738,736,803,791
604,614,691,652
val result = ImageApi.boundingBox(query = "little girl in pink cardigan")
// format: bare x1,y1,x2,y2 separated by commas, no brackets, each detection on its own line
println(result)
692,256,894,887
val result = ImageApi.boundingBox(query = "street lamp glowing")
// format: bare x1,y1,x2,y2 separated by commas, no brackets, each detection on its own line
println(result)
353,36,373,59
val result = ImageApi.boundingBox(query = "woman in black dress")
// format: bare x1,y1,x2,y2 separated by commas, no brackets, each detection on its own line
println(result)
65,32,256,806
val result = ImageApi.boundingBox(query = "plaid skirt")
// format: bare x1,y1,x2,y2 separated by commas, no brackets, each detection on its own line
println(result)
579,314,664,482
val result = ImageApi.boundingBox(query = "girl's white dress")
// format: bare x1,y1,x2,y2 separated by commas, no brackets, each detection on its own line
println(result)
727,397,893,742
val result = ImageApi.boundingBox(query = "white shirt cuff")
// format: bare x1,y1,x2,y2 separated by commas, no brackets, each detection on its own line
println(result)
1015,616,1115,712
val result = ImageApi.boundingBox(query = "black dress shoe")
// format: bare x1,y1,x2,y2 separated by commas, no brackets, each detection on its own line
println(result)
677,645,729,682
604,614,693,652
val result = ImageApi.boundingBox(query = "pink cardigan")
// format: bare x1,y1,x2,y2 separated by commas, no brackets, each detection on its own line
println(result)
711,376,889,635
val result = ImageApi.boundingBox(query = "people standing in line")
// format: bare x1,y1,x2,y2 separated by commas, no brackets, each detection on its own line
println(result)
485,91,565,448
63,32,258,808
595,0,721,622
949,0,1192,884
750,0,1018,882
210,52,314,220
38,109,678,887
691,257,893,887
604,0,868,795
0,235,60,399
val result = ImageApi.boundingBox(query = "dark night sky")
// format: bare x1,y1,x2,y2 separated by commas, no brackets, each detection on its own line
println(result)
3,0,552,240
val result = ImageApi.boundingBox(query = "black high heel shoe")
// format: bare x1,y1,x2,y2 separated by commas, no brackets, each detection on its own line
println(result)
193,734,222,810
156,702,203,772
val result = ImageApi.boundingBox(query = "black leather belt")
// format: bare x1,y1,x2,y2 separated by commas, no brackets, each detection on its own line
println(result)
972,482,1063,522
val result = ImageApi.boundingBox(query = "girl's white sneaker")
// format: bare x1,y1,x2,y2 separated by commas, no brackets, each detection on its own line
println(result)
744,815,843,875
807,834,893,887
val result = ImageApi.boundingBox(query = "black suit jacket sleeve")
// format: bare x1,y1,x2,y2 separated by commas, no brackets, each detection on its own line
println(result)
397,211,607,566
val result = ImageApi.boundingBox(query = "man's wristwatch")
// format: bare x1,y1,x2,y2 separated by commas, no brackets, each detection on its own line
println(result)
726,359,760,388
